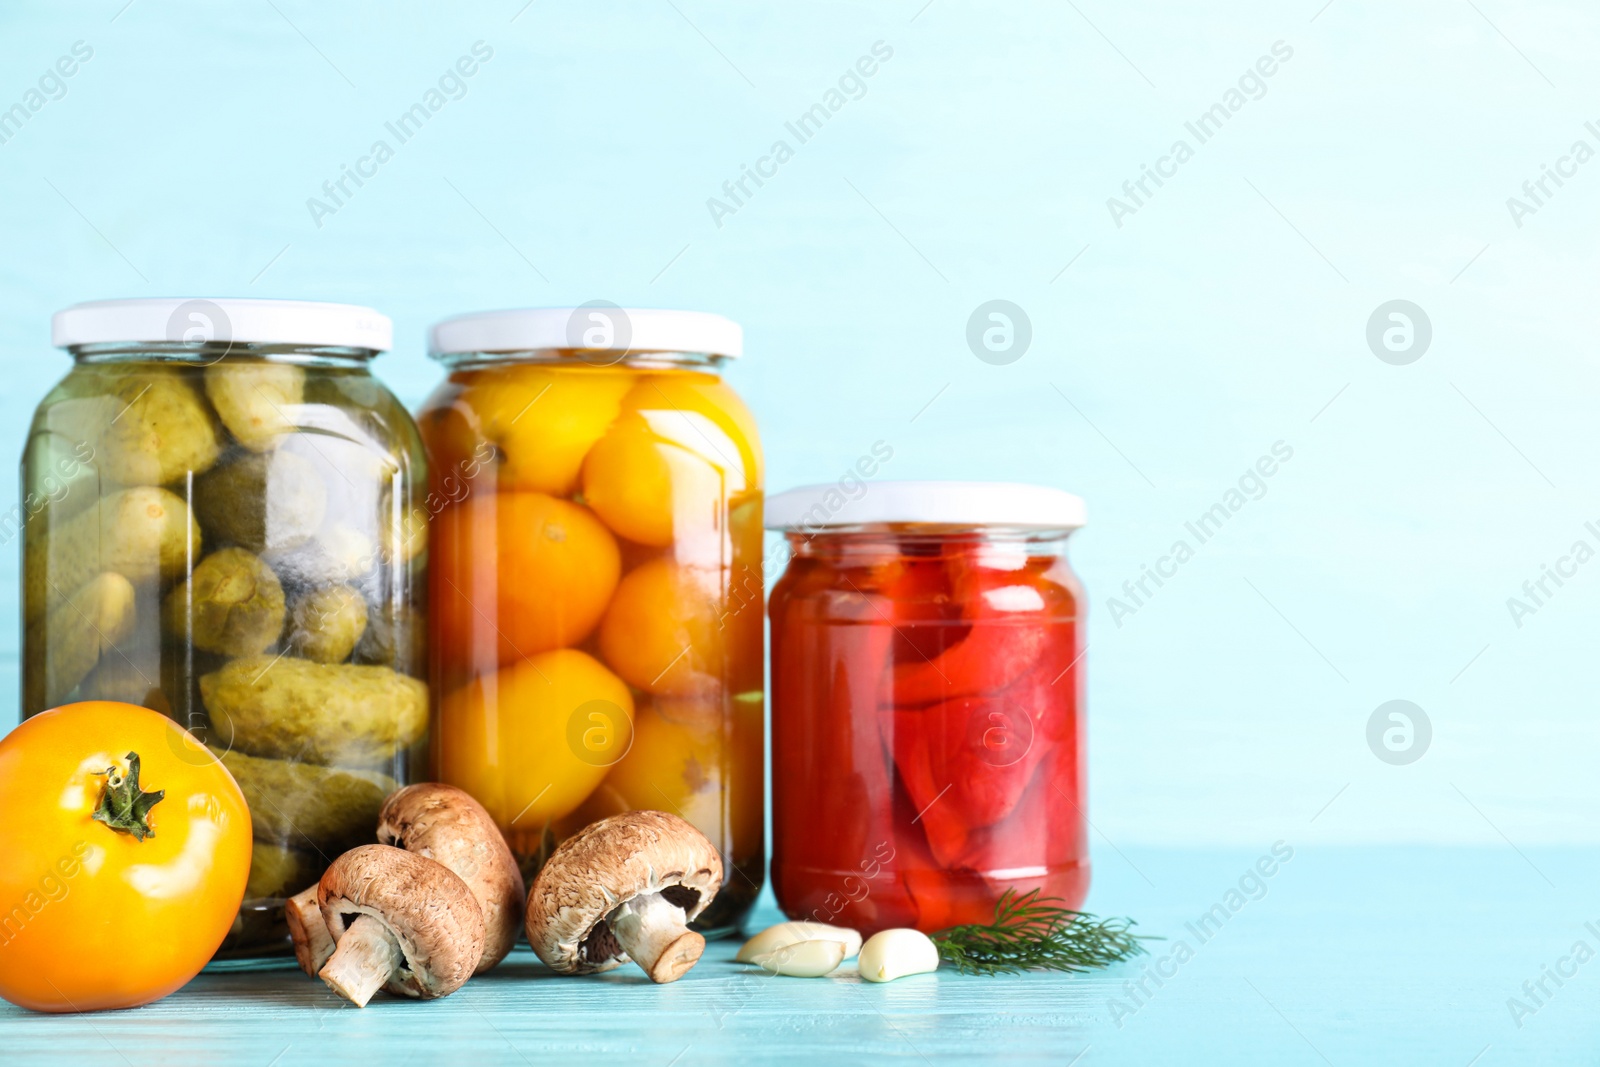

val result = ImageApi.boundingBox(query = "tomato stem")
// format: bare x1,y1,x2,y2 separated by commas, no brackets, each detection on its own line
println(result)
92,751,164,841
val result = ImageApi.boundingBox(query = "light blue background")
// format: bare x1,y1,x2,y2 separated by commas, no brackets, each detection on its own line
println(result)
2,0,1597,856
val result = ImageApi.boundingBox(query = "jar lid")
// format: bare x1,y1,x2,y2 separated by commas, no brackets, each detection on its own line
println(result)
428,307,742,359
766,480,1087,532
51,298,393,351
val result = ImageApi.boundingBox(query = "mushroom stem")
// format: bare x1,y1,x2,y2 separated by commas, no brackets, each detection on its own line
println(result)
608,893,705,984
286,886,336,977
319,914,402,1007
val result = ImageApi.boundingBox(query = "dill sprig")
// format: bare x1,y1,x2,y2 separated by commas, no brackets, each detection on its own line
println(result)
931,889,1152,976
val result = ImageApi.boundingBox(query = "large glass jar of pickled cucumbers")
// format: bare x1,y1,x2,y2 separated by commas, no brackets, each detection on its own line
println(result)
21,298,428,964
420,307,762,935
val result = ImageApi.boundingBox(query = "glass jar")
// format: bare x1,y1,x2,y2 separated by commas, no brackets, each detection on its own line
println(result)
767,482,1087,936
419,307,763,935
20,298,428,963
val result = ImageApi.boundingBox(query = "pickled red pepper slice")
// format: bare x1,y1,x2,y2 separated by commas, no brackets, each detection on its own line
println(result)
895,813,982,931
889,560,1056,706
892,622,1050,706
920,695,1046,825
890,655,1081,925
958,729,1086,904
882,551,1080,873
772,563,917,929
887,687,1051,866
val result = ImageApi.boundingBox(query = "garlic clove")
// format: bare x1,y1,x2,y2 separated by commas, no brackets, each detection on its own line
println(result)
748,939,848,978
857,929,940,983
736,921,863,962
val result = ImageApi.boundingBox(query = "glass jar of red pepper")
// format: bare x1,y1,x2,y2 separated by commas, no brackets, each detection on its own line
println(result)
767,482,1087,936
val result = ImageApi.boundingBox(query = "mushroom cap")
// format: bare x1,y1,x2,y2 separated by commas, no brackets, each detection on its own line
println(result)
318,844,486,999
377,783,525,974
526,810,723,975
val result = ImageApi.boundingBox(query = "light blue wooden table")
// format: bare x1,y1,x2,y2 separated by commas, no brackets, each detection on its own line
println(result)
3,844,1592,1064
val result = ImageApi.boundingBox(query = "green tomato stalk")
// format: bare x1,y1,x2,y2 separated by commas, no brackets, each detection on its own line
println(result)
92,751,164,841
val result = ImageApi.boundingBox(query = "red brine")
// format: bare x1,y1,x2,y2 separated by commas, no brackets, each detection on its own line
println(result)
767,500,1087,936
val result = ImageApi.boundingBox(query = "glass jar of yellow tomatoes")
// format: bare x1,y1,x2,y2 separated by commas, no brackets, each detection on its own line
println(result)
419,307,763,934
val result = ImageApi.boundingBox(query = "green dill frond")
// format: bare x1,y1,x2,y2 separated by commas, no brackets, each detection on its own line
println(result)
931,889,1153,976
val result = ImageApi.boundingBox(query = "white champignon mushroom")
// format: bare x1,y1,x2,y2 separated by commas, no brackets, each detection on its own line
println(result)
525,810,723,984
316,844,486,1007
376,782,525,974
285,884,335,977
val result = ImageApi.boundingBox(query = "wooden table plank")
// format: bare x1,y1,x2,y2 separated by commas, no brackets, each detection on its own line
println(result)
3,846,1594,1064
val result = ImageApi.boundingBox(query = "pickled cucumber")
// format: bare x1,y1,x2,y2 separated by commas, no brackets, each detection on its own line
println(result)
352,603,426,674
23,487,200,625
266,521,377,590
303,369,388,412
22,572,137,712
80,656,168,713
244,841,323,900
201,656,427,766
64,368,221,486
212,746,396,852
205,362,305,453
163,547,286,657
382,501,429,567
21,430,101,527
285,584,367,664
193,450,327,554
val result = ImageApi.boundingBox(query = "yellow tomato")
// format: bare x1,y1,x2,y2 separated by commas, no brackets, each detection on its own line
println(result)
0,702,252,1013
437,650,634,852
725,492,766,695
625,371,763,487
550,781,631,841
602,701,723,836
579,371,761,547
579,412,716,547
726,692,766,858
603,695,764,854
598,558,725,696
418,366,633,496
432,491,620,673
666,692,765,856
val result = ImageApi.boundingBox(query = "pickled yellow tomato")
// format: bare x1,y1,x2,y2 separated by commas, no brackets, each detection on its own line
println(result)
580,372,760,547
598,558,724,696
421,366,632,495
603,695,765,853
602,701,726,836
437,649,634,836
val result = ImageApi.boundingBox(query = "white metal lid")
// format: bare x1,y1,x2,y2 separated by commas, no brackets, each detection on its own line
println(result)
767,480,1087,532
429,307,742,359
51,298,393,351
